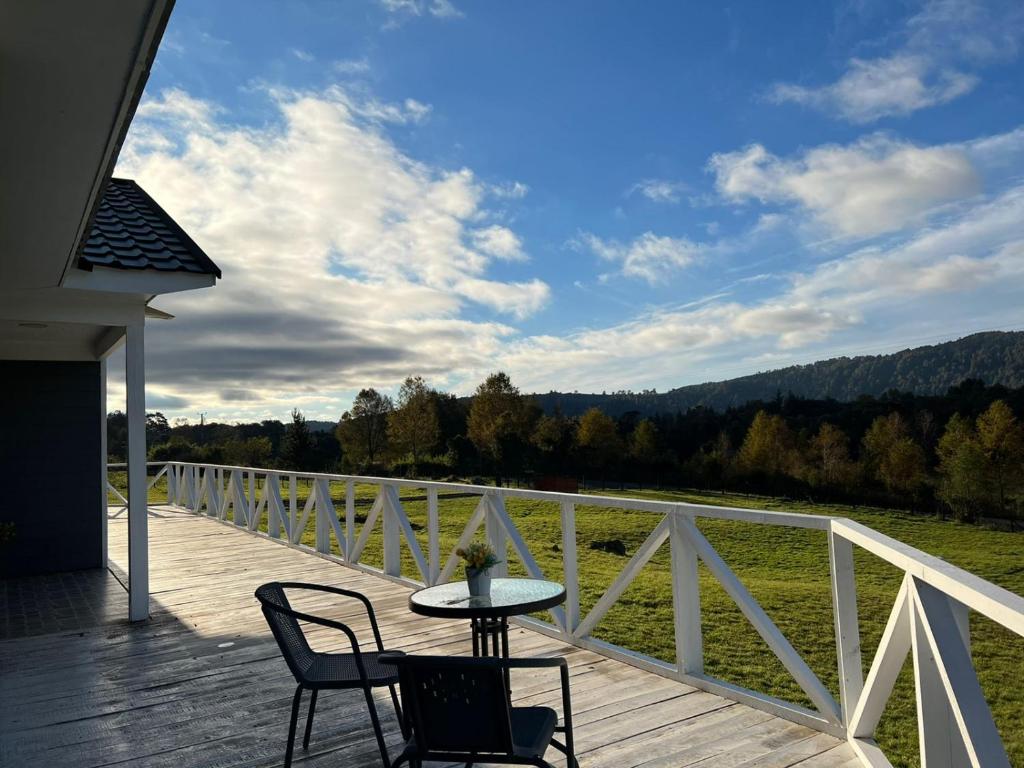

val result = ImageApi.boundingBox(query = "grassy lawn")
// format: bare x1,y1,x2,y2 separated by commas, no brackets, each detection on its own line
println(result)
110,472,1022,767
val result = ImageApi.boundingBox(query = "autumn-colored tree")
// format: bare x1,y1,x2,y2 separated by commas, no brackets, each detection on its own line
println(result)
809,423,852,487
575,407,623,475
975,400,1024,511
629,419,660,466
861,412,926,496
737,410,794,476
337,388,393,467
467,372,533,482
387,376,440,467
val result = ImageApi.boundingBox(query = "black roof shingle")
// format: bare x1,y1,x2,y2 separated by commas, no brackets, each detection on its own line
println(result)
77,178,221,278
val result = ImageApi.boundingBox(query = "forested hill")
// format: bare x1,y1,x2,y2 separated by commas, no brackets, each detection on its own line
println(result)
533,331,1024,417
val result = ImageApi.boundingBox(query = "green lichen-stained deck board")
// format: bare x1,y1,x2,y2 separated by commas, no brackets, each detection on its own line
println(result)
0,509,856,768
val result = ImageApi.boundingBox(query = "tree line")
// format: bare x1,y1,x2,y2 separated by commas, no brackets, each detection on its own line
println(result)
110,375,1024,523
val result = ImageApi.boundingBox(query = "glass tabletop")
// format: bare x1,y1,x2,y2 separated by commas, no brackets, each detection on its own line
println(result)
409,578,566,618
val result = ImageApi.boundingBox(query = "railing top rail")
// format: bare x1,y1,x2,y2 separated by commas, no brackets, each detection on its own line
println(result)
158,460,833,529
832,517,1024,636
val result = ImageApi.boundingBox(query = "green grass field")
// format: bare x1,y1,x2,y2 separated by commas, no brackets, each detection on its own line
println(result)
110,472,1023,767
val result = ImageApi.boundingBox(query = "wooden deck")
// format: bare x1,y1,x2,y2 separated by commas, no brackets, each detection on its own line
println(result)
0,509,858,768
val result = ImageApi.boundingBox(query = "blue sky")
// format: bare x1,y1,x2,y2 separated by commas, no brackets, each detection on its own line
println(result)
112,0,1024,421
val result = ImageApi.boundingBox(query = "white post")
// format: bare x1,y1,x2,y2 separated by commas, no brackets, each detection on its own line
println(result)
560,502,580,634
382,484,401,577
829,529,863,725
125,323,148,622
99,358,108,568
670,513,702,674
345,480,355,559
485,494,509,578
427,487,440,585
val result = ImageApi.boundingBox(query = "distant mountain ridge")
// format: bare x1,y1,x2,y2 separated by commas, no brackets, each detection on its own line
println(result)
532,331,1024,418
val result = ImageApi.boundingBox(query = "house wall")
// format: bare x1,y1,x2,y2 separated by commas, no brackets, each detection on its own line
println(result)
0,360,102,577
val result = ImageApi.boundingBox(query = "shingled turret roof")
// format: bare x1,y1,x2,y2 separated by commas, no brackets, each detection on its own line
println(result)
77,178,221,278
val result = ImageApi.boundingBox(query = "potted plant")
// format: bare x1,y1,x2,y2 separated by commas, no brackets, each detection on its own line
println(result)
456,541,501,596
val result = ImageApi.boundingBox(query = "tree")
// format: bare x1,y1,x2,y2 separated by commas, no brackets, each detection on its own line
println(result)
861,412,926,496
809,423,852,487
225,436,273,468
279,409,315,470
146,412,171,446
531,411,575,473
467,372,533,483
337,389,393,468
387,376,440,467
629,419,659,466
975,399,1024,512
937,413,988,522
737,410,794,476
575,408,623,477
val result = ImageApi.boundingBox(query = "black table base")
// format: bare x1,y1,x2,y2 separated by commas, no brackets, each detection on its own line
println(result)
470,616,509,658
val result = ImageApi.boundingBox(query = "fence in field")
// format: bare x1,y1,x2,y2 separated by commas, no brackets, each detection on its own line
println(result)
120,460,1022,768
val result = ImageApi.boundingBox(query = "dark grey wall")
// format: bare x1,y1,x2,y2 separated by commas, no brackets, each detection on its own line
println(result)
0,360,102,577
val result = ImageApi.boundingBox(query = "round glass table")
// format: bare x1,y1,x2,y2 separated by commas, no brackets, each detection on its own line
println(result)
409,578,566,658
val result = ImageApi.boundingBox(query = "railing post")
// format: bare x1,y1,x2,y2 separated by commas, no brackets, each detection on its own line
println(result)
268,473,282,539
427,487,440,585
231,470,245,527
670,513,702,674
289,474,298,538
485,493,509,578
345,480,355,560
247,471,256,528
166,463,176,505
314,480,330,554
560,502,580,635
911,584,974,768
382,484,401,577
828,527,863,726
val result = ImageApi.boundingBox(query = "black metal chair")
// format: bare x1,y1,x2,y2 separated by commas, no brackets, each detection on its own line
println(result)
255,581,405,768
382,654,577,768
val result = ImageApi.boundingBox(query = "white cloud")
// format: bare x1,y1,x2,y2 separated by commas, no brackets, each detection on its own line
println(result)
333,58,371,75
472,225,527,261
576,231,704,283
291,48,314,62
709,135,979,238
768,55,977,123
766,0,1023,123
491,180,529,199
628,178,687,204
378,0,463,21
116,85,547,416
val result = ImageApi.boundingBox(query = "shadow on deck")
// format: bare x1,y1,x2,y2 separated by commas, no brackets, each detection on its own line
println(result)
0,509,857,768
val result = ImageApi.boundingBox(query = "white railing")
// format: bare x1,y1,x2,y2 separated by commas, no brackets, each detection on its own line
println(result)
136,461,1021,768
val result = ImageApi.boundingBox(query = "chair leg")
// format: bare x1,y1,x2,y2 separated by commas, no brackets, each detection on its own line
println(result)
284,685,303,768
388,684,408,739
363,685,390,767
302,688,319,749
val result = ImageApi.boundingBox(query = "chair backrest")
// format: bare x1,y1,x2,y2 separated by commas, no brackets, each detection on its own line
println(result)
388,655,514,755
255,582,315,679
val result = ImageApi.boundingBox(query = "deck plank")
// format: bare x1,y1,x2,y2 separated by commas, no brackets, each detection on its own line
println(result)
0,509,857,768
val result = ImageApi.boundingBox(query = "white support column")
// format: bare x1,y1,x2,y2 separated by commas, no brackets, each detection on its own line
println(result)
427,487,440,585
99,358,108,567
828,529,863,725
670,513,703,674
382,485,401,577
125,323,148,622
485,494,509,578
560,502,580,634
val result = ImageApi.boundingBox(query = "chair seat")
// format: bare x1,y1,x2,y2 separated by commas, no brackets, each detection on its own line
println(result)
511,706,558,758
301,649,405,687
